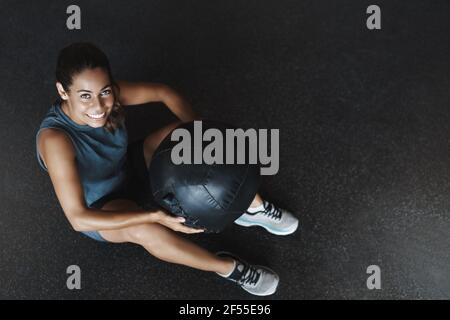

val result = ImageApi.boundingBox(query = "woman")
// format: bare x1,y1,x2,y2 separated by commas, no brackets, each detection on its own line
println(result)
35,42,298,296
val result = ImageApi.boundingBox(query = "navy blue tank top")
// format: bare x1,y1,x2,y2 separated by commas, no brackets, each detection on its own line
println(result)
35,98,128,207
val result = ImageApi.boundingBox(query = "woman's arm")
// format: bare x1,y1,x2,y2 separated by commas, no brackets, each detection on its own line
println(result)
116,80,199,122
39,129,201,233
157,84,198,122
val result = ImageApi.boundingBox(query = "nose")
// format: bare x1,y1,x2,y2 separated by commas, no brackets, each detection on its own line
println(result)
90,98,105,113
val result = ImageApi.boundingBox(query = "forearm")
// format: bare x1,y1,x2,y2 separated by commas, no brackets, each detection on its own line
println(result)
72,207,159,232
160,86,198,122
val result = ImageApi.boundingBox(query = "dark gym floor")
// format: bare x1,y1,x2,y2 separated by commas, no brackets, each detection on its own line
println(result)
1,0,449,299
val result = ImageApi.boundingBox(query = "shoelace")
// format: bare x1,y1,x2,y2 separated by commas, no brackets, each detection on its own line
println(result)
262,201,282,221
238,264,261,286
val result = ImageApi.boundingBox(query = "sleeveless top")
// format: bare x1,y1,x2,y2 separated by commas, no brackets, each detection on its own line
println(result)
35,98,128,207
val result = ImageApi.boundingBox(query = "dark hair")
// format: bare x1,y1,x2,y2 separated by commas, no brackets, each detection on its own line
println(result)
55,42,124,133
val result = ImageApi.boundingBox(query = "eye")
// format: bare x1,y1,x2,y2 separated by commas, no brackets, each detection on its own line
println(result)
80,94,90,99
101,89,111,96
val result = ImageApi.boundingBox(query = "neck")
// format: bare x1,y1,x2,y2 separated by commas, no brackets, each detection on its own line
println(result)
61,99,68,114
61,99,81,125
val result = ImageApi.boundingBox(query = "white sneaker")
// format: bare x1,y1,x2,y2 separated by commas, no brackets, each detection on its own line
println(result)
234,200,299,235
216,252,279,296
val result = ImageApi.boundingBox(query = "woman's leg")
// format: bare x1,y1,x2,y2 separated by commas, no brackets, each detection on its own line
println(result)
250,193,263,207
97,200,280,296
142,121,182,168
98,199,234,275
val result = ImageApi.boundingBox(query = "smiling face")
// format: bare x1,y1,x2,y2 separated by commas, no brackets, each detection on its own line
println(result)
56,67,115,128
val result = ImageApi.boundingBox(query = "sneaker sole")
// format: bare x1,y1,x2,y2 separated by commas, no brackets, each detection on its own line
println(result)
234,218,299,236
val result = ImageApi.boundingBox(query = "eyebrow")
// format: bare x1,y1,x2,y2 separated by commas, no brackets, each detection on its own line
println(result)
77,84,112,93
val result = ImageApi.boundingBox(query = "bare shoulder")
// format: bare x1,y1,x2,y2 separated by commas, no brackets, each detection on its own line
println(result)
38,128,75,168
38,128,73,150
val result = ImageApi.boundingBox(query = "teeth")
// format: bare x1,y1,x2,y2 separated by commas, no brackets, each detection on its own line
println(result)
87,112,105,119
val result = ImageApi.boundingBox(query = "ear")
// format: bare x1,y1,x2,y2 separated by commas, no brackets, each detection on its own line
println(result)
56,82,69,100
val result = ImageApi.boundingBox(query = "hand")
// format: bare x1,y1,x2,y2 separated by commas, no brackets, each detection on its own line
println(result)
151,210,205,234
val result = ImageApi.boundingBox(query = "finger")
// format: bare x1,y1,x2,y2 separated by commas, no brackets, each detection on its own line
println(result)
176,225,201,234
177,226,193,233
186,227,205,234
169,216,185,223
162,218,183,227
167,221,203,233
173,223,192,232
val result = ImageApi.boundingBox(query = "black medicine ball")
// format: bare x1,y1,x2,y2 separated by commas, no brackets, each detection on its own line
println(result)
148,120,261,233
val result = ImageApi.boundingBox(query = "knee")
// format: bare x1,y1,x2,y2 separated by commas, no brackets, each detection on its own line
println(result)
144,121,183,166
147,122,181,148
126,224,171,253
